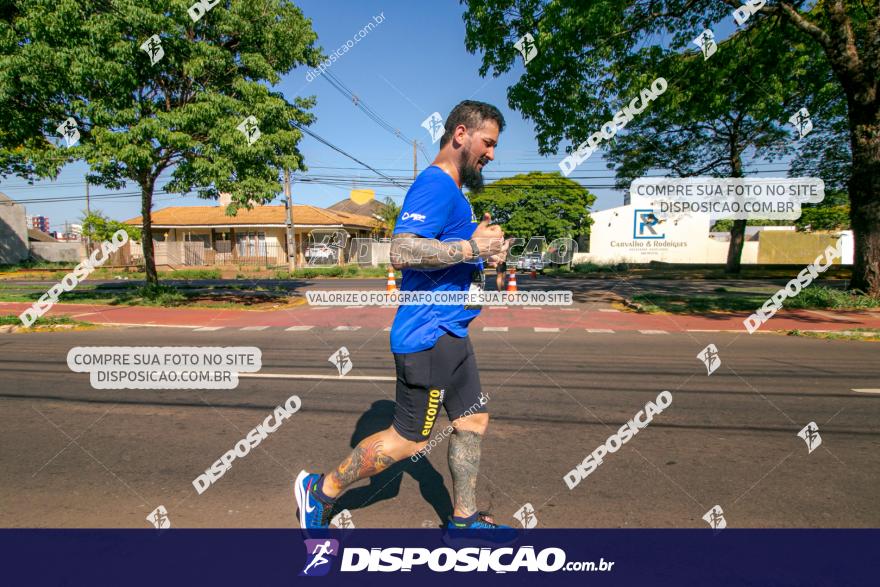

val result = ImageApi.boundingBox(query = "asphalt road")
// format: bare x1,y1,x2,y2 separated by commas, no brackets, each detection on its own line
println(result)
1,326,877,529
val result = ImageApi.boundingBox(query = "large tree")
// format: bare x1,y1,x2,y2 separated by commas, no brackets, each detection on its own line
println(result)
462,0,880,294
1,0,321,284
0,1,72,182
469,171,595,251
605,25,812,273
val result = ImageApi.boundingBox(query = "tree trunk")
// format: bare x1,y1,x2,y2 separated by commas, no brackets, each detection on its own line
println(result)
140,176,158,285
725,145,745,274
846,110,880,295
725,219,747,274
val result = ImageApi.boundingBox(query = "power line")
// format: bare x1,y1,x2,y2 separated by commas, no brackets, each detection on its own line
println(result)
289,119,410,191
321,71,432,163
1,188,182,205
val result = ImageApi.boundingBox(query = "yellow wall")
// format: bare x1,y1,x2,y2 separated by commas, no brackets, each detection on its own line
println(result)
757,232,842,264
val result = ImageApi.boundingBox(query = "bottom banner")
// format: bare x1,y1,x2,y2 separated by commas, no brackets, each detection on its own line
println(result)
2,529,874,585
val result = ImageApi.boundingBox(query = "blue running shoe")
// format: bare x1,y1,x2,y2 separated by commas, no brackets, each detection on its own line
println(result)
295,471,333,529
443,512,519,547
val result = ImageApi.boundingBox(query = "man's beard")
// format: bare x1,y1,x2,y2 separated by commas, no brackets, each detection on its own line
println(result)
458,147,486,194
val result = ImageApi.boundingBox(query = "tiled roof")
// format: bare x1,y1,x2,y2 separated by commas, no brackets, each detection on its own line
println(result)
328,198,383,217
28,228,56,242
123,205,378,229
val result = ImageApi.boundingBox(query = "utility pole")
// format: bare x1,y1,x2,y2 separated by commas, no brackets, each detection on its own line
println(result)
84,181,91,253
284,169,296,272
413,139,418,180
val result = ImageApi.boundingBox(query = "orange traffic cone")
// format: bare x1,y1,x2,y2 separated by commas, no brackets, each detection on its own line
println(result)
386,265,397,292
506,266,518,292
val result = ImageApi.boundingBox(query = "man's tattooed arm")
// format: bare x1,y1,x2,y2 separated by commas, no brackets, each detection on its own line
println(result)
390,232,476,270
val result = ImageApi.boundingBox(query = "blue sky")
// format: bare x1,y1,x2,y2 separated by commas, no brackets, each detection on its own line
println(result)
0,0,783,232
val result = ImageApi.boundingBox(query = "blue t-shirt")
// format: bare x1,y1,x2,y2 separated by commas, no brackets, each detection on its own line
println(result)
390,166,483,354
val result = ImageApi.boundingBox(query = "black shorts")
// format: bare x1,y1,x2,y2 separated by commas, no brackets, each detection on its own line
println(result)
392,332,487,442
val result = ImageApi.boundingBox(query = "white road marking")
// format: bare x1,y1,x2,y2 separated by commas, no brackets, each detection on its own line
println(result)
239,373,395,381
483,326,508,332
488,306,508,310
598,309,620,313
334,326,361,331
522,307,541,310
585,328,614,333
70,312,99,318
345,305,365,309
240,326,269,331
852,389,880,394
193,326,224,331
639,329,669,334
310,307,331,310
534,327,560,332
285,325,314,331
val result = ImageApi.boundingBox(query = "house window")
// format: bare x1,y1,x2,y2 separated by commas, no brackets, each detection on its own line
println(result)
236,231,266,256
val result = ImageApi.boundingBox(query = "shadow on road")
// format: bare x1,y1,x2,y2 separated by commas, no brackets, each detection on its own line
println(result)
332,400,453,527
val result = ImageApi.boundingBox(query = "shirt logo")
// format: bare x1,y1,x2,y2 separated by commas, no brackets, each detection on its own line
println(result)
401,211,426,222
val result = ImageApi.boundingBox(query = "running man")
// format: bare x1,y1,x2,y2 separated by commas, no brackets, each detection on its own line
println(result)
295,100,512,531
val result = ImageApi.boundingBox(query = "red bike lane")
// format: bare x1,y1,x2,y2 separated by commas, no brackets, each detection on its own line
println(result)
3,301,879,332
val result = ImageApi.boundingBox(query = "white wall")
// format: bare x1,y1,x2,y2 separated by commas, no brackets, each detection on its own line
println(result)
589,200,715,263
586,198,771,264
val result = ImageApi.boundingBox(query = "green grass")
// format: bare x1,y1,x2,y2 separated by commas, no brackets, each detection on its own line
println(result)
0,314,93,328
545,262,853,281
630,294,764,313
787,328,880,341
573,262,625,274
783,286,880,309
0,261,77,273
159,268,221,280
274,265,389,279
0,283,187,307
543,262,624,276
119,284,188,306
0,314,83,325
631,285,880,314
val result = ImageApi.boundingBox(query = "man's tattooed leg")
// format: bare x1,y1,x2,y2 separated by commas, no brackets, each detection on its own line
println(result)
323,438,397,497
448,429,483,517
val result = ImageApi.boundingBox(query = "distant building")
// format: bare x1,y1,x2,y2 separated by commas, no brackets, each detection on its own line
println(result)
0,192,82,262
30,215,50,233
0,192,30,264
328,197,392,239
582,194,853,265
50,222,82,242
123,193,384,267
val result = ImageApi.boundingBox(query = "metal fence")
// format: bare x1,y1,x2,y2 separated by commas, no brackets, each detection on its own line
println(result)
130,240,288,268
129,237,393,268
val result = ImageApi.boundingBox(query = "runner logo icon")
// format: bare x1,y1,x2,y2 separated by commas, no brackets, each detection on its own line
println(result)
301,539,340,577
